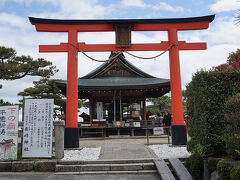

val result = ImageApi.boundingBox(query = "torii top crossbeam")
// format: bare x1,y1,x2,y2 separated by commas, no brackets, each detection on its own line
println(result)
29,15,214,147
29,15,214,52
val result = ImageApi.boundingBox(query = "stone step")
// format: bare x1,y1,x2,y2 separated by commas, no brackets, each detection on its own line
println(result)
58,158,154,165
55,170,158,175
56,162,156,172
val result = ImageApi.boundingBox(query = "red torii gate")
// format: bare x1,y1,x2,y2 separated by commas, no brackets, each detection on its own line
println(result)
29,15,214,148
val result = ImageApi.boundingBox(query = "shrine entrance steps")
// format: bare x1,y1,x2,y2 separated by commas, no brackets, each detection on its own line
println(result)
55,158,192,180
55,159,157,175
154,158,192,180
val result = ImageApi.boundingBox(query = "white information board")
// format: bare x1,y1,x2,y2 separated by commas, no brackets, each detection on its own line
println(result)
153,127,164,135
22,99,53,158
0,106,19,160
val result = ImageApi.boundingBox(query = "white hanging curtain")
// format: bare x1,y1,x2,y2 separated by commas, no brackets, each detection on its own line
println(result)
96,102,103,120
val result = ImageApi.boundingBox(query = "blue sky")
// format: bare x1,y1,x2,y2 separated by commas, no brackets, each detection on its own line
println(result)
0,0,240,103
0,0,235,19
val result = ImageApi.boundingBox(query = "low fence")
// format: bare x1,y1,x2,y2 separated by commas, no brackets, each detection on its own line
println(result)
79,119,169,137
78,119,163,128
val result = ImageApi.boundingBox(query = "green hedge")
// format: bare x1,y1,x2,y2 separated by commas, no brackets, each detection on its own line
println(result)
217,159,231,180
230,166,240,180
217,159,240,180
187,153,204,180
186,70,240,157
225,93,240,160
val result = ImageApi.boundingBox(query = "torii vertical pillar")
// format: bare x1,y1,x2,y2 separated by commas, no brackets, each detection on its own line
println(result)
64,30,79,148
168,28,186,145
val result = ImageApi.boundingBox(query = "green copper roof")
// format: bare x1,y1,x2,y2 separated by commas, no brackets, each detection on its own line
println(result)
81,77,168,89
56,52,170,97
57,77,169,90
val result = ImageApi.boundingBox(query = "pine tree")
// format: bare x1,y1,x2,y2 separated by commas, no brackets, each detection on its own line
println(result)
0,46,58,80
18,78,82,113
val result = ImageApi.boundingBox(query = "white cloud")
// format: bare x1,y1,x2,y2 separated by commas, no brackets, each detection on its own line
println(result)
29,0,114,19
120,0,184,12
121,0,146,8
204,17,240,45
179,43,237,88
6,0,114,19
209,0,240,13
56,0,113,19
0,76,39,103
0,13,29,28
152,2,184,12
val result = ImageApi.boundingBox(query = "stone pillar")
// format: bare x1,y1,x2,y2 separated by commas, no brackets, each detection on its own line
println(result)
54,120,65,159
203,162,211,180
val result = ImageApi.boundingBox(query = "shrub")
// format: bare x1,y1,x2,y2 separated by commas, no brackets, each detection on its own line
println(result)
207,157,221,172
186,137,198,153
186,70,240,157
188,153,204,180
217,159,231,180
225,93,240,160
225,135,240,160
230,166,240,180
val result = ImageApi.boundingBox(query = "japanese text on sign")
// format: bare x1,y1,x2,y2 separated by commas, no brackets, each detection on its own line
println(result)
0,106,18,161
22,99,53,158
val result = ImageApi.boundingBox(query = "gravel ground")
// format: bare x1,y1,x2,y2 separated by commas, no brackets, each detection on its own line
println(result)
79,137,170,149
62,137,190,161
148,144,191,159
62,147,101,161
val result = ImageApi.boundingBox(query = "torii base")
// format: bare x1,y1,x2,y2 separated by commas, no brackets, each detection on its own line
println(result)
64,128,79,148
171,125,187,145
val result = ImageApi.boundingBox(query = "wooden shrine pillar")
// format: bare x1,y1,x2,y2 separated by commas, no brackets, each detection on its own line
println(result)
143,99,146,120
168,28,186,145
64,30,79,148
120,91,122,121
113,90,116,122
89,99,93,122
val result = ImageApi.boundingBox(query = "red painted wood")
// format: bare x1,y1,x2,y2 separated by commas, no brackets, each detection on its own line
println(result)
66,30,78,128
33,19,212,129
39,44,68,52
168,28,184,126
133,21,210,31
177,41,207,50
35,21,209,32
39,41,206,52
35,23,114,32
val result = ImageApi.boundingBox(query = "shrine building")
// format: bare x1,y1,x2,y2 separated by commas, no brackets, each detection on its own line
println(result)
56,52,170,136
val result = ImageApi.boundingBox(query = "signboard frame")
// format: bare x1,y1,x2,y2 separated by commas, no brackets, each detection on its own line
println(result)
0,105,19,161
153,127,164,135
22,99,54,158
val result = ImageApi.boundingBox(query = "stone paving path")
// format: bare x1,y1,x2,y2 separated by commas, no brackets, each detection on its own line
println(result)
99,139,157,160
0,172,160,180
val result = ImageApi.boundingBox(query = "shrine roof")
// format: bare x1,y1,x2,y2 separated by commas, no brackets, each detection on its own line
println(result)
81,52,154,79
29,15,215,25
57,77,170,91
56,52,170,96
